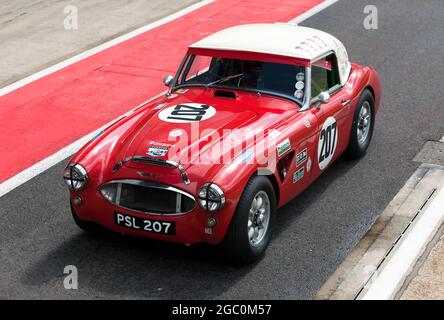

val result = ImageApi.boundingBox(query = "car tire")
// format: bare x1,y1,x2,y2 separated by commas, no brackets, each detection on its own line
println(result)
70,203,98,233
344,89,375,159
221,175,276,264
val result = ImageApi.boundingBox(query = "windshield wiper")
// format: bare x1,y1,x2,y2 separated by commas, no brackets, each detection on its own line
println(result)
205,73,244,88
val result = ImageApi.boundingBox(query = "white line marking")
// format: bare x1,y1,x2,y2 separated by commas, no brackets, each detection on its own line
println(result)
361,185,444,300
289,0,339,24
0,92,165,198
0,0,215,97
0,131,100,197
0,0,338,197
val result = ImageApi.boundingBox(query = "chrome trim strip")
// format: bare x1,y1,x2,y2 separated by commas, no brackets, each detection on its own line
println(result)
116,183,122,205
342,99,351,106
176,164,191,185
299,66,311,111
131,156,191,185
176,193,182,213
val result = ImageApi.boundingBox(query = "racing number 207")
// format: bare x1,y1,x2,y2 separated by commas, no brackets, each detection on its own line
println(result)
167,104,210,122
319,122,337,163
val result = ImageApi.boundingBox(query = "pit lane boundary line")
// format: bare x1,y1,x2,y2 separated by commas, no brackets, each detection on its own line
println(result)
0,0,215,98
289,0,339,25
0,92,165,198
0,0,339,198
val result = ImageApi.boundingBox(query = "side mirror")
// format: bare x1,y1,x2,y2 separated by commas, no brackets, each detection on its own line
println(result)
163,75,174,87
318,91,330,104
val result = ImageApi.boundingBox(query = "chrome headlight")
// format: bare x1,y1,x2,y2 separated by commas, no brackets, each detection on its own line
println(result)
198,183,225,212
63,164,88,190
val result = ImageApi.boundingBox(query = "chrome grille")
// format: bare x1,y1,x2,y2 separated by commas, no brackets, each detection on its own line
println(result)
100,179,196,215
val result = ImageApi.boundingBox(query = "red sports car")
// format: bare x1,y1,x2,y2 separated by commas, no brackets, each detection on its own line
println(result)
64,24,381,263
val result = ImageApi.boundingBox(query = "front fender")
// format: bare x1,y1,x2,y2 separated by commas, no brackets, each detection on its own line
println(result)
367,66,382,113
210,156,279,242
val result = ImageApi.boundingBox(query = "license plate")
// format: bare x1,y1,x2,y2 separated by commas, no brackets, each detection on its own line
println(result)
114,212,176,235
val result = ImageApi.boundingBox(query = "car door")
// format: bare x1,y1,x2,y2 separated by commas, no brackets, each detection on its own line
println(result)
274,110,319,207
309,52,352,175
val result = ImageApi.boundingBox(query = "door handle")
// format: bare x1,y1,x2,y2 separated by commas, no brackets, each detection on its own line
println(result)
341,99,351,107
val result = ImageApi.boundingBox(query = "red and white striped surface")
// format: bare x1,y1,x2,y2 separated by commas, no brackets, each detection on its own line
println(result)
0,0,324,183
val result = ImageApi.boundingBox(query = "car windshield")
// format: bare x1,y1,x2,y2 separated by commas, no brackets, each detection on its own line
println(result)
175,54,307,106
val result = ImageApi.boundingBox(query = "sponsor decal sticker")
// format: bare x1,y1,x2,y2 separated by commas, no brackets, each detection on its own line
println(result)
159,103,216,123
293,167,305,183
175,88,189,94
147,145,169,157
296,148,307,166
303,119,312,128
276,138,291,157
318,117,338,170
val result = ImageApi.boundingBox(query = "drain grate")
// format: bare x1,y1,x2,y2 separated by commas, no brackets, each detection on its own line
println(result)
413,141,444,165
353,188,438,300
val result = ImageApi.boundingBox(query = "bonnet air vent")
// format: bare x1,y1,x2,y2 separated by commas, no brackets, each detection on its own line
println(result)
213,90,237,100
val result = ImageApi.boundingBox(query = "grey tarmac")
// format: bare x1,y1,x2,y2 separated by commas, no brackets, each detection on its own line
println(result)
0,0,443,299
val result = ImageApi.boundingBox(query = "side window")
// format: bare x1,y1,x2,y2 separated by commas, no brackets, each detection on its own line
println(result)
311,53,340,100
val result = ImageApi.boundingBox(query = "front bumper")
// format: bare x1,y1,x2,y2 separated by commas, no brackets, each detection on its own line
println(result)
69,186,232,245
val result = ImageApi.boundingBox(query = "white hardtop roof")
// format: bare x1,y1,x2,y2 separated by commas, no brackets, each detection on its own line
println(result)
190,23,352,86
191,23,341,61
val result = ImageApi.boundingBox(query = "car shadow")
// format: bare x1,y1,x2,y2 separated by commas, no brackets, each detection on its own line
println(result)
20,156,359,299
274,156,361,237
20,228,258,299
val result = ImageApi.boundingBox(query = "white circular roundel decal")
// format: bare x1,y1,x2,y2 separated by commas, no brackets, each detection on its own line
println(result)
294,90,304,99
317,117,338,170
158,103,216,123
295,81,305,90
